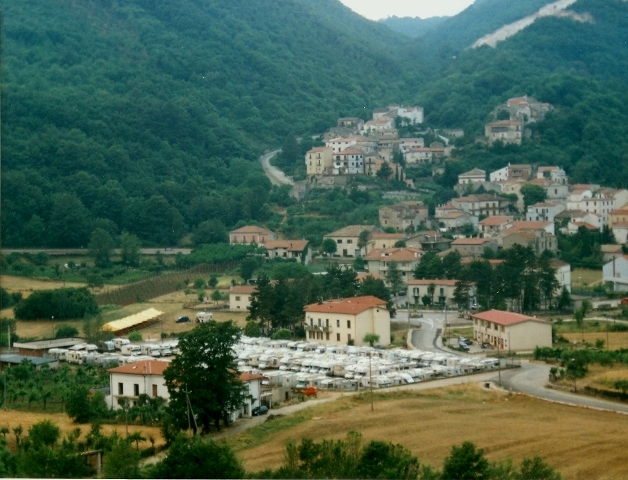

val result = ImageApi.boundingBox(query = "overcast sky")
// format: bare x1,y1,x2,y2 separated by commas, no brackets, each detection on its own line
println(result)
338,0,475,20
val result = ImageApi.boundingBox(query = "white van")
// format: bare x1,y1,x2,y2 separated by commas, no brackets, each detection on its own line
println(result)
196,311,213,323
121,344,141,356
113,338,130,350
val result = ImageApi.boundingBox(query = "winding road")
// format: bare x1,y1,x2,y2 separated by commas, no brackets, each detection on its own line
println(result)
260,149,294,186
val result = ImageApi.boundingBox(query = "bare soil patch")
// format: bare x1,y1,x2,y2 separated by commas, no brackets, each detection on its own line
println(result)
231,384,628,480
572,268,603,289
0,410,162,452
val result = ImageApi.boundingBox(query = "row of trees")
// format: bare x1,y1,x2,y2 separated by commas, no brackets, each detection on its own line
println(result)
414,246,570,313
14,288,99,321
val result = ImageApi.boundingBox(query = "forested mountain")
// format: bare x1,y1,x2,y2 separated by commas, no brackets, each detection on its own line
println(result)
2,0,628,248
1,0,425,247
379,16,448,38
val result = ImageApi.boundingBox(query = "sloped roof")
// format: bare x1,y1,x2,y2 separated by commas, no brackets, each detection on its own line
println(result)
231,285,257,294
479,216,512,226
307,147,332,153
460,168,486,177
452,237,492,245
364,247,423,262
356,272,385,282
230,225,274,235
471,309,549,326
304,296,387,315
408,279,459,287
108,360,169,376
100,308,163,333
370,233,404,240
508,221,552,233
325,225,375,238
264,240,309,251
240,372,264,382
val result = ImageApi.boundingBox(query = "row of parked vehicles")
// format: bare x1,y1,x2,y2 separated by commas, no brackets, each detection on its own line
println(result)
47,338,179,365
232,336,498,391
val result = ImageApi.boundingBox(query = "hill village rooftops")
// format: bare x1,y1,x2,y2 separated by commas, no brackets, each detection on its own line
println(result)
571,221,598,231
479,216,512,226
264,240,309,251
369,233,404,240
460,168,486,176
471,309,549,326
451,237,493,245
230,226,274,234
356,272,385,281
230,285,257,294
304,296,387,315
364,247,423,261
325,225,375,237
507,221,552,232
107,360,169,376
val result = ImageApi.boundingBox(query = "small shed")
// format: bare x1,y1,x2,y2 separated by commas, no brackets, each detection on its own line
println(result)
100,308,163,336
13,337,85,358
0,354,59,371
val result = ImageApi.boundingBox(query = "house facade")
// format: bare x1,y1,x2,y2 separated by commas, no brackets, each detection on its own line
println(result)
303,296,390,346
485,120,523,145
451,237,498,257
229,226,276,245
107,360,169,409
333,149,364,175
305,147,334,176
451,195,510,217
472,310,552,351
364,247,424,283
550,259,571,293
264,240,311,265
368,233,404,251
479,216,513,236
229,285,257,311
603,256,628,292
458,169,486,185
525,202,566,222
407,279,475,309
440,212,479,230
379,202,428,232
324,225,376,258
537,166,568,185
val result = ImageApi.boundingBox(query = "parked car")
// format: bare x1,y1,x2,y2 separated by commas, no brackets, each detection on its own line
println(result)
176,316,190,323
458,336,469,344
410,312,423,318
458,343,470,352
252,405,268,416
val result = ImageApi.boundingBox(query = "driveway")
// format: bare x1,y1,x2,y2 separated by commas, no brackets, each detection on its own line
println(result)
260,149,293,186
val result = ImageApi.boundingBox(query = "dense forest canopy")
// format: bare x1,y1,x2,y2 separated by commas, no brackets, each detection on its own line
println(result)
2,0,628,247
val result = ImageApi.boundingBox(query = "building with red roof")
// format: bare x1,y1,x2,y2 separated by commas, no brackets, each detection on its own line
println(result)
229,285,257,311
107,360,170,409
264,240,311,265
471,310,551,351
303,296,390,346
364,247,424,283
229,226,276,246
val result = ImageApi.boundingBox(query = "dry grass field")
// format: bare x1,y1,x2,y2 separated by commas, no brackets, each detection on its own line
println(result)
572,268,603,289
230,384,628,480
563,330,628,350
0,410,162,452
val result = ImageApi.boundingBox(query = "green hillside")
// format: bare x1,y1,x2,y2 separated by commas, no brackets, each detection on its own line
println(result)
1,0,424,247
379,16,448,38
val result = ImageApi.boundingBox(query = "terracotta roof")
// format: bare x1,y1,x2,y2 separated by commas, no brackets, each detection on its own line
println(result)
452,238,492,245
610,209,628,215
613,222,628,229
356,272,385,281
443,212,467,219
461,258,504,265
230,226,273,235
571,222,598,231
304,296,387,315
108,360,169,376
364,247,423,262
325,225,375,238
370,233,404,240
479,216,512,226
471,309,549,326
460,168,486,177
231,285,257,294
337,149,364,155
538,166,560,172
549,259,570,268
240,372,264,382
408,279,459,286
601,244,623,253
508,221,552,233
507,96,528,107
264,240,309,251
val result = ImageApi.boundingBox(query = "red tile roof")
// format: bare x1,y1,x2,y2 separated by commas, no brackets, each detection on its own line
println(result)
240,372,264,382
364,247,423,262
231,285,257,294
304,296,387,315
357,272,385,281
264,240,309,251
479,216,512,226
471,309,548,326
370,233,404,240
108,360,169,376
230,226,274,235
508,221,552,233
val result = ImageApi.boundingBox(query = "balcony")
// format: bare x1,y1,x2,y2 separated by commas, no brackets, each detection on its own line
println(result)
304,324,332,332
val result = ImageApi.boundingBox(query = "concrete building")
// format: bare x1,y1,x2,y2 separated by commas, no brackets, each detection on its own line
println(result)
379,202,428,232
525,201,566,222
501,230,557,256
603,256,628,292
440,212,479,231
264,240,311,265
609,209,628,228
107,360,170,409
324,225,376,258
333,149,364,175
537,166,568,185
364,247,424,283
405,231,452,252
13,338,85,358
368,233,404,251
451,195,510,217
490,165,509,183
485,120,523,145
305,146,334,176
472,310,552,351
229,226,276,246
479,216,513,236
0,355,58,372
612,223,628,244
458,169,486,185
398,138,425,153
229,285,257,311
303,296,390,346
407,279,475,309
451,237,498,257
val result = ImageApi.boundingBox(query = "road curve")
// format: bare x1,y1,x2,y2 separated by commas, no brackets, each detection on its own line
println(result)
260,149,294,186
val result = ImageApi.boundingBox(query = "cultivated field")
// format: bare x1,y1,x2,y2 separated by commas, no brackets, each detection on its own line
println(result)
230,384,628,480
562,330,628,350
0,410,163,452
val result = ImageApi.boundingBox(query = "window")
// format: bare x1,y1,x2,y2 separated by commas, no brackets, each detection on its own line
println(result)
152,385,158,397
235,296,240,301
337,239,342,244
347,320,351,328
134,384,140,396
337,333,341,341
347,239,353,244
326,319,329,327
118,383,123,395
326,333,330,341
337,319,340,327
318,318,321,326
348,334,352,342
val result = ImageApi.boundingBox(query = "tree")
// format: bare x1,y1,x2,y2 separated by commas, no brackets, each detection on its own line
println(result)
128,331,142,342
520,184,547,211
88,228,115,268
163,321,245,434
65,385,93,423
441,441,490,480
150,435,245,479
271,329,292,340
208,275,219,288
119,232,141,267
358,230,371,254
211,290,222,304
363,333,380,347
86,273,104,294
244,321,261,337
55,325,79,338
386,262,405,296
102,435,141,479
377,162,393,182
517,456,562,480
192,220,229,246
322,238,337,256
239,257,259,282
557,288,573,310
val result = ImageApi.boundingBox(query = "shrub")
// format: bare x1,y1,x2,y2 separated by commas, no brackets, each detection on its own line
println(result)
271,329,291,340
128,331,142,342
55,325,79,338
14,288,99,320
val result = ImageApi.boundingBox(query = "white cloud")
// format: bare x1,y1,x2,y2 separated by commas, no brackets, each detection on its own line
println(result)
338,0,474,20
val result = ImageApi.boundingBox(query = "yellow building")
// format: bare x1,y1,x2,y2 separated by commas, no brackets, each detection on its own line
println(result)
304,296,390,346
305,146,333,176
472,310,551,351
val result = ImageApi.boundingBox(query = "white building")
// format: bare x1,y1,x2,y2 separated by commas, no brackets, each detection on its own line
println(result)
407,279,475,308
472,310,552,351
324,225,376,258
398,138,425,153
490,165,509,183
603,256,628,292
525,201,566,222
458,169,486,185
333,149,364,175
537,166,568,185
326,137,358,153
107,360,170,409
397,106,424,124
229,285,257,311
264,240,311,265
364,247,424,283
303,296,390,346
550,259,571,293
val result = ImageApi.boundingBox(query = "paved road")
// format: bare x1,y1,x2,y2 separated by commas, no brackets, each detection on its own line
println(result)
260,149,294,186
